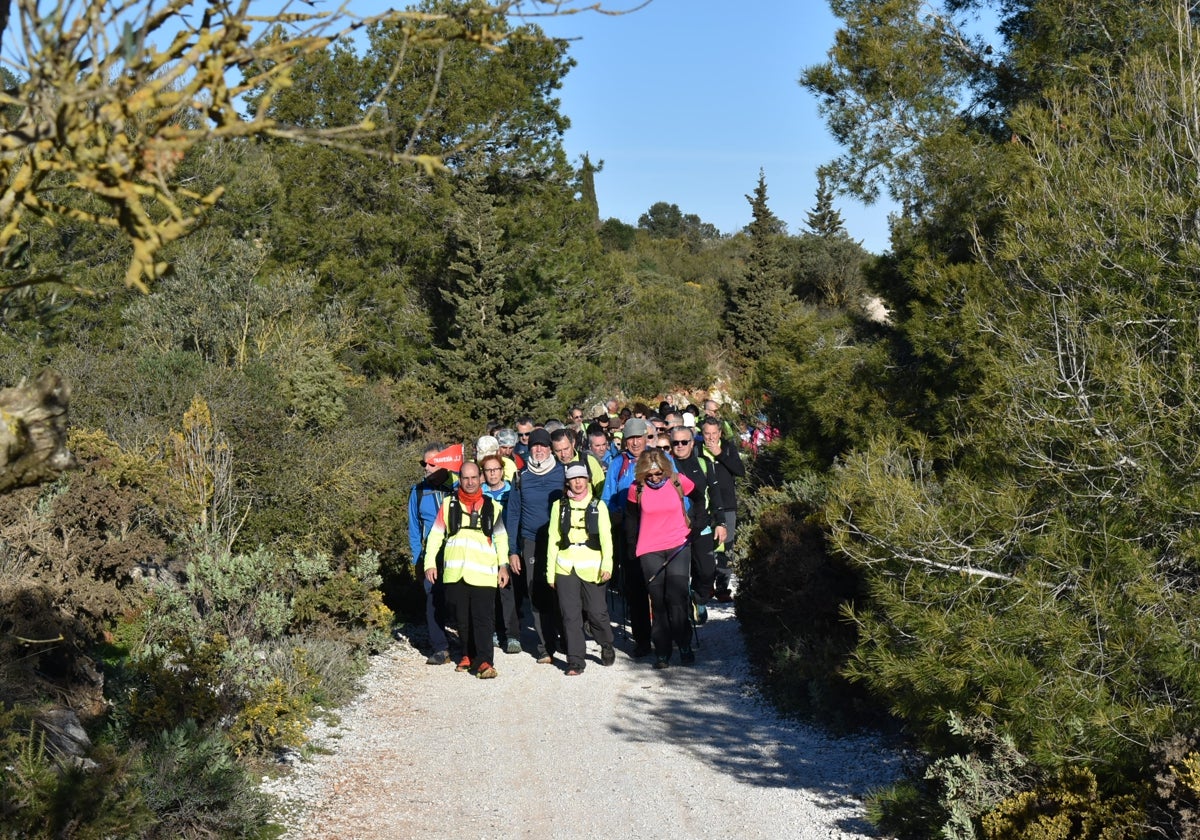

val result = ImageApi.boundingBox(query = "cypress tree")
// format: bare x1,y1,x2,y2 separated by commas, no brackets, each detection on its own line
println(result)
578,153,601,229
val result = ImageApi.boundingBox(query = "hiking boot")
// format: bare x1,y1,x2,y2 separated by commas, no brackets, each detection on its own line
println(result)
455,656,472,672
600,645,616,666
680,647,696,666
631,643,652,659
476,662,498,679
653,656,670,670
492,633,500,648
536,654,554,665
715,590,734,603
505,639,522,655
425,650,450,666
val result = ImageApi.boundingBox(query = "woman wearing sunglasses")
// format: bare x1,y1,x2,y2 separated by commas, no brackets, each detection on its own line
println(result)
625,449,696,669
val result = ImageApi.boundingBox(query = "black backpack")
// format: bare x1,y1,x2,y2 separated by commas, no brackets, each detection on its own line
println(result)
557,498,602,550
446,495,495,541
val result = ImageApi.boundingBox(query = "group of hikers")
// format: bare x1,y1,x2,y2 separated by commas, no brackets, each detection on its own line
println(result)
408,397,748,678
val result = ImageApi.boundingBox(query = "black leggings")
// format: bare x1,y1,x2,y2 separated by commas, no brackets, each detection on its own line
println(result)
640,543,692,656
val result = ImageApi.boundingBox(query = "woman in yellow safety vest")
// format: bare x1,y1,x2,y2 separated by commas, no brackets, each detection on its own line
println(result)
547,462,616,675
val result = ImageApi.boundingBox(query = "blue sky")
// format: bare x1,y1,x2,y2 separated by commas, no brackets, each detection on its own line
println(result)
186,0,894,251
531,0,898,252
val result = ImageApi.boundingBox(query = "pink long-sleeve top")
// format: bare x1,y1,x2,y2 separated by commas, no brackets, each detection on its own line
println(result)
628,473,695,556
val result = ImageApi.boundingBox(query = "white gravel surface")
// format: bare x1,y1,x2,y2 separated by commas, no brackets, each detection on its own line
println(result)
262,598,901,840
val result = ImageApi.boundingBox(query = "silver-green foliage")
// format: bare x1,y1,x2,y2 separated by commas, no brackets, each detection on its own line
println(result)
143,544,382,651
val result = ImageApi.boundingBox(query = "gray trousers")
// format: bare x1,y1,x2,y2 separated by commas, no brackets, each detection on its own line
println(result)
555,570,614,669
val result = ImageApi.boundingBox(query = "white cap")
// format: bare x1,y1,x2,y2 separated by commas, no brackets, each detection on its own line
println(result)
476,435,499,457
564,462,589,481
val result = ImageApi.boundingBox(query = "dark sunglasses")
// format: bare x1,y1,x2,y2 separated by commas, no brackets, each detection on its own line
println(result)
518,433,530,438
671,439,692,447
646,470,664,478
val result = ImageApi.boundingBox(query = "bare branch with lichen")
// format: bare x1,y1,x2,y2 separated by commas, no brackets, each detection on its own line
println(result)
0,0,634,294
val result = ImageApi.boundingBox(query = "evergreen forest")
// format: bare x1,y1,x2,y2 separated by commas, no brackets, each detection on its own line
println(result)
4,0,1200,837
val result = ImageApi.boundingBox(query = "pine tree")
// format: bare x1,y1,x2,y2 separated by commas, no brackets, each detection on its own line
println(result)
805,172,845,238
819,0,1200,801
434,177,564,424
725,170,792,360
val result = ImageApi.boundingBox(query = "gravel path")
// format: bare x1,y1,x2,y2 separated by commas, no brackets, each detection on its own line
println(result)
262,597,901,840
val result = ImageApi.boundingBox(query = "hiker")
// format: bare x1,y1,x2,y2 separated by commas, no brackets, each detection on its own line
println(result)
566,405,586,447
704,398,741,451
495,427,522,479
513,416,535,460
547,462,616,675
423,462,509,680
701,416,745,602
481,453,522,654
550,427,606,497
504,428,566,664
626,449,696,670
587,423,615,470
669,426,727,605
601,417,654,658
408,443,458,665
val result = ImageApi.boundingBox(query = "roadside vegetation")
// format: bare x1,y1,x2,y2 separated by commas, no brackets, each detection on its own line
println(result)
7,1,1200,838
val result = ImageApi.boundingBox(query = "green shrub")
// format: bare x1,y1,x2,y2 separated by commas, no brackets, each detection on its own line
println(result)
138,719,276,839
279,347,347,430
735,477,880,727
923,714,1034,840
228,676,312,757
0,705,152,840
121,634,235,738
125,544,390,754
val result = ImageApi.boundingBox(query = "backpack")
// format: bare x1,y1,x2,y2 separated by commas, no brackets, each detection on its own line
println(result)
418,474,451,526
616,452,635,482
446,495,495,542
558,498,602,550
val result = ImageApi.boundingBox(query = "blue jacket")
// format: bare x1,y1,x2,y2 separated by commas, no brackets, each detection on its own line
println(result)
482,480,512,507
504,463,565,545
407,472,456,564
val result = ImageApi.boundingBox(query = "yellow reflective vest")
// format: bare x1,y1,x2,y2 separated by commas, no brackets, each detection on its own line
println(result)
546,494,613,586
423,494,509,587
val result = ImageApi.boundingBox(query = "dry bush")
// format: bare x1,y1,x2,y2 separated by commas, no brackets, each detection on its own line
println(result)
0,453,167,714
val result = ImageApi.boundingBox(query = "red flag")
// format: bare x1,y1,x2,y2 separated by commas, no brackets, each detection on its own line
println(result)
427,443,463,472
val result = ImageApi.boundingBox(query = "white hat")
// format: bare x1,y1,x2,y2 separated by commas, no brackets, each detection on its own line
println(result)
564,462,589,481
681,412,696,428
476,435,499,458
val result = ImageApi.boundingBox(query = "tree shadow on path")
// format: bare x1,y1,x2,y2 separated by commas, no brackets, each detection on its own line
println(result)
607,605,901,836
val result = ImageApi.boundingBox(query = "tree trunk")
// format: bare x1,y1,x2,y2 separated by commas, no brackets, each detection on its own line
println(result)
0,369,74,492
